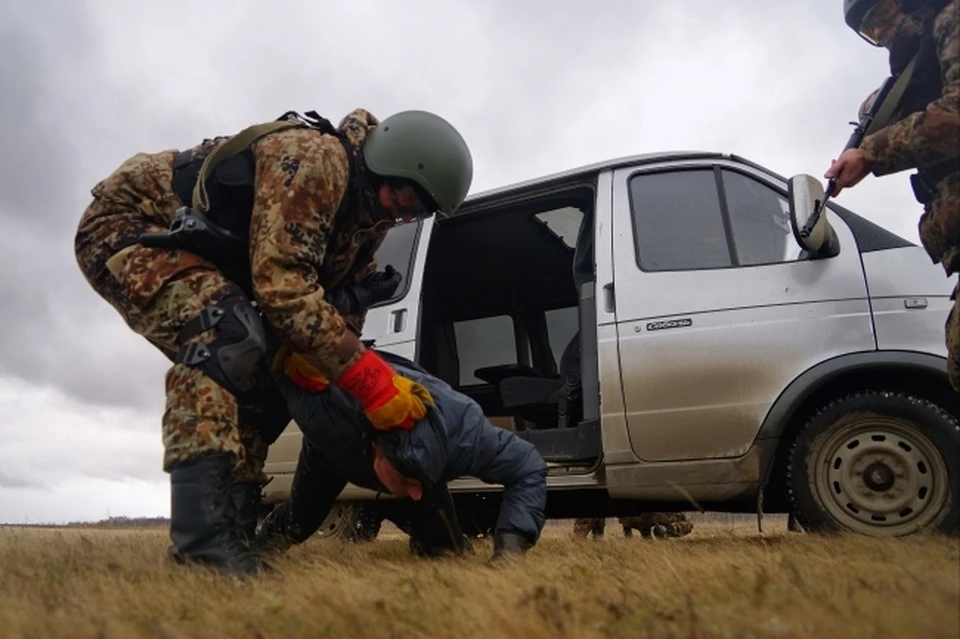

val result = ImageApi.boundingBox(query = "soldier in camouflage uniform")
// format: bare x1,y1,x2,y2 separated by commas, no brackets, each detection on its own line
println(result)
827,0,960,387
573,513,694,539
74,108,473,575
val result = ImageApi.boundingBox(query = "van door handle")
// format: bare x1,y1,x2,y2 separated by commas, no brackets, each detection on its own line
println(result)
391,309,407,332
602,283,615,313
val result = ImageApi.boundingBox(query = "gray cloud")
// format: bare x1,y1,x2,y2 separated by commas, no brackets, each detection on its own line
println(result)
0,469,39,489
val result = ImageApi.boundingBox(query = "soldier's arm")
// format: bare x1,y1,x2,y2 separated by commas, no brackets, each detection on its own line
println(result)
861,0,960,176
248,127,365,378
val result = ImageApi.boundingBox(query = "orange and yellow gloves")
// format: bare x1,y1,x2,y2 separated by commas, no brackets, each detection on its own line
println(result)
274,346,433,431
334,350,434,431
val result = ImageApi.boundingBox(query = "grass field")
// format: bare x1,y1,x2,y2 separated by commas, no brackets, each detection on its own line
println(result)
1,518,957,639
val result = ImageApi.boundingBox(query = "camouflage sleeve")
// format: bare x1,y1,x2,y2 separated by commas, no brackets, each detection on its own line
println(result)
861,0,960,176
248,127,365,379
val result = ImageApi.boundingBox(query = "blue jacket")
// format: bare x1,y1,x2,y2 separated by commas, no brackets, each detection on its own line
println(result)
269,350,548,541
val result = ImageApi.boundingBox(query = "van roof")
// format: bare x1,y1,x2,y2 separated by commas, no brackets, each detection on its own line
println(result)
452,150,915,253
458,151,731,211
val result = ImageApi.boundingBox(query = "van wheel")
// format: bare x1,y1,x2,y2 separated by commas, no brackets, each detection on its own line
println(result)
314,501,382,542
787,391,959,536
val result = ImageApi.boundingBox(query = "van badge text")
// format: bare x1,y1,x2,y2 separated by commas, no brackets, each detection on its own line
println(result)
645,318,693,331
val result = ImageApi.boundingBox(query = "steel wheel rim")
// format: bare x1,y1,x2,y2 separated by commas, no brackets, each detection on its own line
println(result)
314,502,357,539
813,416,949,535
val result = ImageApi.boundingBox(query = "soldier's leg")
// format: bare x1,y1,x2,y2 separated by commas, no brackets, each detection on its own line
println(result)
76,192,273,574
573,518,592,537
233,391,292,546
153,268,282,573
644,512,694,538
591,517,606,538
946,282,960,393
664,512,694,537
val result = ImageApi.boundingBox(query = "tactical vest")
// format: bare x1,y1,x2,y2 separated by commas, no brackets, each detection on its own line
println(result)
166,110,378,295
895,4,960,203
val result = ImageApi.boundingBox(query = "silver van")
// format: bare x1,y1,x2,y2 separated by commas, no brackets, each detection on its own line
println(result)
262,151,959,538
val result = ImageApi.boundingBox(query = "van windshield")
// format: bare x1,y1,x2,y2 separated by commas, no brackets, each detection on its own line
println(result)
368,219,422,308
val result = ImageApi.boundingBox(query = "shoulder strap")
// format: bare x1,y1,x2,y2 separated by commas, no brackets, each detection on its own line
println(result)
192,110,353,213
192,120,306,212
866,51,920,136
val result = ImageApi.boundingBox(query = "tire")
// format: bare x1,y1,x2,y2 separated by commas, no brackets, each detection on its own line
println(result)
313,501,382,542
787,390,959,536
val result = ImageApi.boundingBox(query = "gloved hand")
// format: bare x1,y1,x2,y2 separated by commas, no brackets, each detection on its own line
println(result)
326,265,403,317
358,265,403,307
335,349,434,431
274,345,331,393
489,530,533,564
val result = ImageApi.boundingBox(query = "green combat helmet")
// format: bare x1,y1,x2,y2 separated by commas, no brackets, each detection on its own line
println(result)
362,110,474,216
843,0,936,45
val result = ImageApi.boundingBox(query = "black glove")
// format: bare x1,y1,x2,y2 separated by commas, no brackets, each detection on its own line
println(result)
489,530,534,564
326,265,403,316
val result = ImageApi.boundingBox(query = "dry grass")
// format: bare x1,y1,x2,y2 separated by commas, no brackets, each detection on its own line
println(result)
1,519,957,639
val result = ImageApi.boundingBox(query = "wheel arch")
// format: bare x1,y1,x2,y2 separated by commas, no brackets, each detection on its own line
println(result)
757,350,956,513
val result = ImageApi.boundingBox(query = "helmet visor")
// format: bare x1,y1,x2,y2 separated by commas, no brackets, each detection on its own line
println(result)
857,0,902,45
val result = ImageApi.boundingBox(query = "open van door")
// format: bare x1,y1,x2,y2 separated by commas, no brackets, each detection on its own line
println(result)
356,216,436,360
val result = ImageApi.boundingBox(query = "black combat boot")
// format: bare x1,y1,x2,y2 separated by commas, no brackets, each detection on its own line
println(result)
230,480,263,548
167,454,267,576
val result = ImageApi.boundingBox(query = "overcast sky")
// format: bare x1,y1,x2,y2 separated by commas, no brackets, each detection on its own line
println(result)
0,0,933,524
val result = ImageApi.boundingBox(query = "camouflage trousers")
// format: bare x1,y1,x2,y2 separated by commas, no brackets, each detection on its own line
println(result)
945,282,960,393
74,150,288,483
573,513,694,539
920,172,960,392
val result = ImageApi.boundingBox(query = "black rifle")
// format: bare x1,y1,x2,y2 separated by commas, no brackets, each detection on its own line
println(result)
800,74,899,239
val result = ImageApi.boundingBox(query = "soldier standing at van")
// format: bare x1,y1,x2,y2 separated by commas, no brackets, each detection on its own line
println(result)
825,0,960,387
74,107,474,575
573,513,694,538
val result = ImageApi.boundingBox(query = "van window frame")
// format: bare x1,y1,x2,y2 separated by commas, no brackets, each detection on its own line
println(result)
625,163,819,273
367,218,424,309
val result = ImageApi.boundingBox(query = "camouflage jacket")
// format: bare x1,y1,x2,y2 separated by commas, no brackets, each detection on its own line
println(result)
246,108,393,378
860,0,959,176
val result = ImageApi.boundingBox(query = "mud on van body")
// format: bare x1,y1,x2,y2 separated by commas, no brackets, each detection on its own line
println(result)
262,151,960,539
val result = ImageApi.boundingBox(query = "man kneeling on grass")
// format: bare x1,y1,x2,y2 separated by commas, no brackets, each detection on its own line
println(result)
255,283,548,563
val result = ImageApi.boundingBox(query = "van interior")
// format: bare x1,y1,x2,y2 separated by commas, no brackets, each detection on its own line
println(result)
416,184,602,468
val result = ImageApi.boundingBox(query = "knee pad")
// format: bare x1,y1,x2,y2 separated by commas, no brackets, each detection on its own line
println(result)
174,295,267,400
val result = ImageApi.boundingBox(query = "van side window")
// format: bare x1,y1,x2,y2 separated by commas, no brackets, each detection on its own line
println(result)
454,315,517,385
368,220,421,307
628,169,732,271
721,170,797,266
629,167,804,271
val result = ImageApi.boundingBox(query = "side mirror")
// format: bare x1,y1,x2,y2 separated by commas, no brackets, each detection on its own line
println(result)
787,174,835,255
